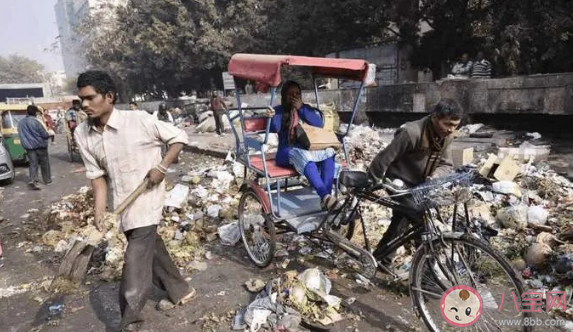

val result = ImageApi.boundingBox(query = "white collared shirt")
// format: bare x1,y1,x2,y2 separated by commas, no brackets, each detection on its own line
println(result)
74,108,188,232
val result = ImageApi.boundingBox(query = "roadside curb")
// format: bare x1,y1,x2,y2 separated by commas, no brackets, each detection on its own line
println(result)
183,144,229,159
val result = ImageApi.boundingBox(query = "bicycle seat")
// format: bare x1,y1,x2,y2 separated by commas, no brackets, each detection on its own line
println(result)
340,171,372,189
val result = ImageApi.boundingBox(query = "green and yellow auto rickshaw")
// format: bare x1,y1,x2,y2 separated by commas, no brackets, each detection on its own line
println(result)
0,104,28,162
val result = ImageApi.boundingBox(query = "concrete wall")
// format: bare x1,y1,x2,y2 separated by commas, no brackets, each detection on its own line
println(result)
235,73,573,118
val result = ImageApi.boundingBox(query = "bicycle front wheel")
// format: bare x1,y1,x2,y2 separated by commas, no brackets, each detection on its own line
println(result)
410,235,532,332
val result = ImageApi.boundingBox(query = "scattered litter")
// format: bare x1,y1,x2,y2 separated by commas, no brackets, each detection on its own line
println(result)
237,268,346,331
245,279,266,293
164,184,190,209
188,261,208,272
218,221,240,245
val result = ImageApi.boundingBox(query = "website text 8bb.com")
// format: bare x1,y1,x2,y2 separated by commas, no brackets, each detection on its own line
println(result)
498,317,566,327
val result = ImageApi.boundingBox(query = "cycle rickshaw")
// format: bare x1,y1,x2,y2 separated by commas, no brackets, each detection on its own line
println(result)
226,54,531,332
226,54,378,277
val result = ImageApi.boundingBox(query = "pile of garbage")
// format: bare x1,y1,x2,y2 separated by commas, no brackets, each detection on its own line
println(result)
37,163,243,281
341,124,394,171
233,268,346,331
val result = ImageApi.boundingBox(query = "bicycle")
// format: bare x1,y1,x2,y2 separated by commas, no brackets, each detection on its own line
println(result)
334,170,532,332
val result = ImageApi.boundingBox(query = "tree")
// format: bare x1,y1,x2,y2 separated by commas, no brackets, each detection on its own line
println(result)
0,55,46,84
78,0,270,99
393,0,573,77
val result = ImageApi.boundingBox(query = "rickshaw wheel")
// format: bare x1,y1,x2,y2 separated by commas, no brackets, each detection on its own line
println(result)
238,189,276,268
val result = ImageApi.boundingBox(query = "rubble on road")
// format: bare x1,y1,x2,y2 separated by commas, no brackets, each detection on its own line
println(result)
235,268,346,331
32,160,242,282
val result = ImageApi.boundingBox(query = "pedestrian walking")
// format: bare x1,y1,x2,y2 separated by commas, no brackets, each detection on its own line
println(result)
210,91,228,136
17,105,52,190
74,71,195,332
38,107,56,144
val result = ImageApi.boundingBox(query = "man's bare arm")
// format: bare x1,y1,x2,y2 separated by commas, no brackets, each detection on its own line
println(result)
91,177,107,231
161,142,183,168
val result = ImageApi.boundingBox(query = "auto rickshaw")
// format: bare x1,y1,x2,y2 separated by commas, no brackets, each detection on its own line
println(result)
0,104,28,162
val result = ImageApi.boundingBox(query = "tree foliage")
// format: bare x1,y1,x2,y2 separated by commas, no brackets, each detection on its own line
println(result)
78,0,573,98
0,55,45,84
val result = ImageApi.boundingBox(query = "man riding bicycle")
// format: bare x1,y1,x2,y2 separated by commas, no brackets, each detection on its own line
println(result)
368,99,462,268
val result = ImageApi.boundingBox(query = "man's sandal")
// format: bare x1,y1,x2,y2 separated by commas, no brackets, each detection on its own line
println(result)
155,287,197,311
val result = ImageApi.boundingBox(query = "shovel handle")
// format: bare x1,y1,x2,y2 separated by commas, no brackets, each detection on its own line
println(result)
113,178,150,215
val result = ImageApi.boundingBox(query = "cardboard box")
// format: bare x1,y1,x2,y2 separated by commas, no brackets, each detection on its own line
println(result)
452,147,474,169
479,155,521,181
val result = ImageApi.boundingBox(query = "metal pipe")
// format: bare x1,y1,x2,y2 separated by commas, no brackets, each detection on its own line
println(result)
344,82,365,137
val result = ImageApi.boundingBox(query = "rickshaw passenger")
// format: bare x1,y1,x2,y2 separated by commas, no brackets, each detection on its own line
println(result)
266,81,341,211
66,100,79,132
368,99,462,265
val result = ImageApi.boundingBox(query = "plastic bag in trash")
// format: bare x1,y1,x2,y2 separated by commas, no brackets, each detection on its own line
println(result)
492,181,522,198
496,205,528,230
164,184,190,209
218,221,241,246
527,206,549,225
207,205,222,218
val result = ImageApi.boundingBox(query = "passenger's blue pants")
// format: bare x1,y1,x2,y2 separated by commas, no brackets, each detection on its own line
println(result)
303,156,335,200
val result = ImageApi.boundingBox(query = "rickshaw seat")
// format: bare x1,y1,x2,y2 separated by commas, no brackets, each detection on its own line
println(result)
249,154,299,178
244,117,267,133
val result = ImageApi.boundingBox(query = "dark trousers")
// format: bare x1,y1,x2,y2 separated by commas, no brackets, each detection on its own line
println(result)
213,110,224,134
373,195,423,263
119,225,189,329
27,148,51,184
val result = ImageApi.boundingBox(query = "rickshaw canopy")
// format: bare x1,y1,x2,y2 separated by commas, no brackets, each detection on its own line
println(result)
228,54,370,87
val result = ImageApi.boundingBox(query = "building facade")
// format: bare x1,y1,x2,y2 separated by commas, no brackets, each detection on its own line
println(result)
54,0,126,78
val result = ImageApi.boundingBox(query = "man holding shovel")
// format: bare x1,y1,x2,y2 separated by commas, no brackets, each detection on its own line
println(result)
74,71,195,332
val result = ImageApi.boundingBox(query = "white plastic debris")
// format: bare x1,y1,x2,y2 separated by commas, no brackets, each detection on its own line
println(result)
164,184,190,209
207,205,222,218
211,171,235,193
54,240,70,253
526,132,542,140
496,205,528,230
218,221,241,246
492,181,522,198
191,185,209,199
527,206,549,225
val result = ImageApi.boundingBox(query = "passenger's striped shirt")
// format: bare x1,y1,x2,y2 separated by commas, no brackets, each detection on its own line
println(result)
472,59,491,78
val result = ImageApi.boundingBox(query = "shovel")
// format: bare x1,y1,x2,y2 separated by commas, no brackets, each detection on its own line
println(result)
56,179,149,284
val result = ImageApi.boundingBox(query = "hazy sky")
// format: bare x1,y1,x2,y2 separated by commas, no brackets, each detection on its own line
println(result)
0,0,64,72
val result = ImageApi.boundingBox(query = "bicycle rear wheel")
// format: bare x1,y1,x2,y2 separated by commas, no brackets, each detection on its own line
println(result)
238,189,276,268
410,235,532,332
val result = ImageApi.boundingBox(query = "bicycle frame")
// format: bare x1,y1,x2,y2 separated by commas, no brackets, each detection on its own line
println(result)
344,186,475,260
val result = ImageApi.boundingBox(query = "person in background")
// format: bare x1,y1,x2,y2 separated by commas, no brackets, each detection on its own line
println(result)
210,91,228,137
56,106,65,133
153,104,178,162
129,102,140,111
153,103,174,124
451,53,473,78
471,51,492,79
74,71,194,332
66,99,82,135
265,81,342,211
368,99,461,269
38,107,56,144
245,81,254,95
17,105,52,190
